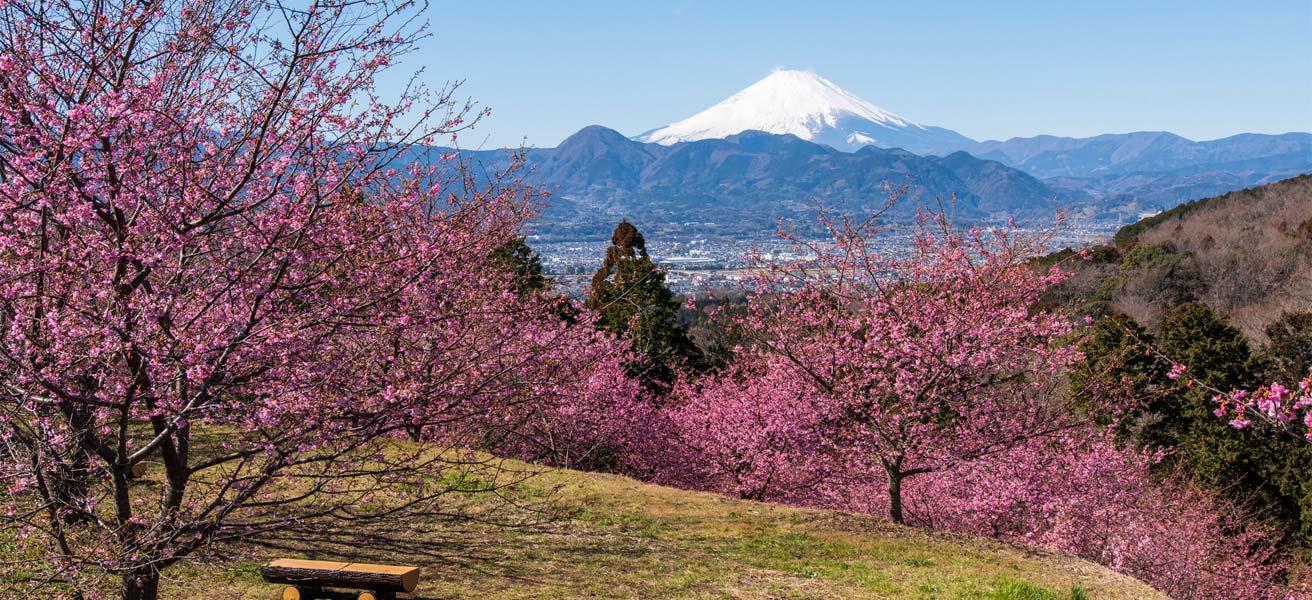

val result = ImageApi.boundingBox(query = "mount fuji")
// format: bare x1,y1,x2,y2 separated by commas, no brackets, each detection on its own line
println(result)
422,70,1309,237
635,69,975,155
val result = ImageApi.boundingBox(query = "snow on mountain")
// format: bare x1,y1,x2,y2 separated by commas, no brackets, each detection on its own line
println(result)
635,70,975,155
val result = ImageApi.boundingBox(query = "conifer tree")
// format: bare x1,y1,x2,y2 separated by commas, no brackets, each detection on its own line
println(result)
586,220,698,389
491,236,551,296
1147,304,1255,472
1070,312,1170,437
1151,303,1312,539
1265,311,1312,384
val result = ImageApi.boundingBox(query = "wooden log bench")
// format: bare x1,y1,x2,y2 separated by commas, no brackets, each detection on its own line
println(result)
260,558,421,600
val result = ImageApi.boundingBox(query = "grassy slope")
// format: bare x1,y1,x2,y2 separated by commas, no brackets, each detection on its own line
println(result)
161,462,1167,600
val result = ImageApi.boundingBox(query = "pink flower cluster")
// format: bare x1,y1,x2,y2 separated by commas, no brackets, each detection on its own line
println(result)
1214,373,1312,440
907,434,1292,600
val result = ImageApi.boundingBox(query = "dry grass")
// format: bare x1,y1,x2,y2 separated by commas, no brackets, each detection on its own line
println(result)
155,461,1169,600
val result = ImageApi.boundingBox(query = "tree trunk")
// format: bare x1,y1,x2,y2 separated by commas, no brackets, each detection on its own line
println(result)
121,568,160,600
886,469,905,524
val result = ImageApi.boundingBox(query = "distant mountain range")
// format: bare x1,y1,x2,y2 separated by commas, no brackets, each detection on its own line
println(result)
964,131,1311,209
453,126,1081,237
452,70,1310,237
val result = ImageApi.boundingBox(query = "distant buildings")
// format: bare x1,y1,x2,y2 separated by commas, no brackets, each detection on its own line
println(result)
538,222,1118,296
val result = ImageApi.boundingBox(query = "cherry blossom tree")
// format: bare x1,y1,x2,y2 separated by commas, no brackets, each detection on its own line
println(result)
469,314,656,472
0,0,628,598
662,365,839,502
668,210,1085,523
654,209,1300,596
907,433,1293,600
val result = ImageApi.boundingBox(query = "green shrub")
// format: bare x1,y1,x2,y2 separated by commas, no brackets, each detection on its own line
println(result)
1120,241,1179,270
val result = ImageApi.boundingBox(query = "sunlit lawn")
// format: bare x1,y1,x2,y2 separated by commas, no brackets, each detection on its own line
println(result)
142,457,1166,600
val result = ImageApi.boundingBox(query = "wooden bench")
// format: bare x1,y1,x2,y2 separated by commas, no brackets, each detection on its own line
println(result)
260,558,421,600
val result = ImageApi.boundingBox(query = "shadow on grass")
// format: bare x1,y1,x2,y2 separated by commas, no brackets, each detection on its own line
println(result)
237,499,661,599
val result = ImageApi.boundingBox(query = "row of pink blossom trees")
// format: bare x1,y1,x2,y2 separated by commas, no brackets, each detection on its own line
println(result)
908,435,1289,600
631,210,1298,599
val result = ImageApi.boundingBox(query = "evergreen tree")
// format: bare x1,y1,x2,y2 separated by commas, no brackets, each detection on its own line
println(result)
1152,303,1257,473
1070,312,1170,438
1077,306,1312,539
586,220,699,389
1265,311,1312,383
1152,303,1310,540
490,236,550,296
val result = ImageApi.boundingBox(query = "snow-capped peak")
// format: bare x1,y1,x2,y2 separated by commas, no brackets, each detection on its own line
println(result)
637,69,929,147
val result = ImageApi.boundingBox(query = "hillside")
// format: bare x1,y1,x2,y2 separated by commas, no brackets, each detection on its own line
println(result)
160,461,1168,600
1047,174,1312,342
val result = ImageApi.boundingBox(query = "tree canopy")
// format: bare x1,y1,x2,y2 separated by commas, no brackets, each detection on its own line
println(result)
585,220,699,389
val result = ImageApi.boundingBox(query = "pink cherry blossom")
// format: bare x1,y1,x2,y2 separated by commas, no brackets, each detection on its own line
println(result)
657,209,1085,523
0,1,636,598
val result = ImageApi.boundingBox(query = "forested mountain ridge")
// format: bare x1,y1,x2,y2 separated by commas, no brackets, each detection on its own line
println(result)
1045,174,1312,342
439,126,1084,236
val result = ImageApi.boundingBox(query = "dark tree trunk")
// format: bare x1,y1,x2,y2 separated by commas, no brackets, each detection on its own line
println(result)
121,568,160,600
887,470,905,524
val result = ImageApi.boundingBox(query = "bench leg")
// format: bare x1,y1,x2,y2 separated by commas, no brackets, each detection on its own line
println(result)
281,586,330,600
357,592,401,600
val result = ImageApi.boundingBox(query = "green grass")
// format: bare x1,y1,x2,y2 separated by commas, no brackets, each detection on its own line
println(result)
144,460,1167,599
988,578,1078,600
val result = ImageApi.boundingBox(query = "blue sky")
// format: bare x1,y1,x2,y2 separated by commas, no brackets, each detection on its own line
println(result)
401,1,1312,149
